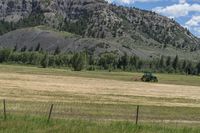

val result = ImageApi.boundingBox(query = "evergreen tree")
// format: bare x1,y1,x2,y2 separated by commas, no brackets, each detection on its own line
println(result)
35,43,41,51
71,53,85,71
137,60,143,69
182,60,187,73
172,55,179,70
13,44,18,52
54,46,61,55
0,49,12,63
99,53,116,70
20,46,27,52
130,56,138,70
196,61,200,75
39,48,44,53
41,53,49,68
159,55,164,68
120,53,129,71
166,56,171,67
186,62,192,75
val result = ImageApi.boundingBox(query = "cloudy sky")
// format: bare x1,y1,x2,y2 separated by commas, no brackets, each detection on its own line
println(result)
106,0,200,38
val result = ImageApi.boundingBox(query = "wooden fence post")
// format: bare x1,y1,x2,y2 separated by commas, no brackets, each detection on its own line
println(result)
47,104,54,123
3,99,6,120
135,105,139,125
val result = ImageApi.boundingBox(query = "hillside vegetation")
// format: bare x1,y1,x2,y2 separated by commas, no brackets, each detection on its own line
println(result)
0,48,200,75
0,0,200,60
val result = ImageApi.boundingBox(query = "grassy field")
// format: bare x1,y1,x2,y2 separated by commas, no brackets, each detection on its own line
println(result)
1,116,200,133
0,64,200,132
0,64,200,86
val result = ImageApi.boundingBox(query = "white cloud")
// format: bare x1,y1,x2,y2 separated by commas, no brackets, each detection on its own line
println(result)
179,0,186,4
186,16,200,27
185,16,200,37
107,0,200,37
152,1,200,37
153,3,200,18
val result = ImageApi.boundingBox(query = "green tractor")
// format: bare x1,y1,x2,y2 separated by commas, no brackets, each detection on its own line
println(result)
141,72,158,82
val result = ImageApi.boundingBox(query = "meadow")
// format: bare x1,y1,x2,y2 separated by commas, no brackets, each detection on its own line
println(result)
1,116,200,133
0,64,200,132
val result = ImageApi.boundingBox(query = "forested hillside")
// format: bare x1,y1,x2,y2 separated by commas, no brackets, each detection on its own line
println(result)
0,0,200,61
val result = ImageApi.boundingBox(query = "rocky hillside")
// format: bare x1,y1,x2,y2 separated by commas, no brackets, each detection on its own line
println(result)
0,0,200,59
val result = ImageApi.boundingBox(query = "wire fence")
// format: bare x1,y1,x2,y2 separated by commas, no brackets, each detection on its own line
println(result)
1,99,200,124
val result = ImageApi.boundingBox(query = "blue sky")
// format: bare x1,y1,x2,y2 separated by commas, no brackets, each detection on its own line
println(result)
106,0,200,38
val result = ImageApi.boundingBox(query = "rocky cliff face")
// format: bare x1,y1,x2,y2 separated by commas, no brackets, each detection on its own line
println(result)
0,0,32,22
0,0,122,38
0,0,200,58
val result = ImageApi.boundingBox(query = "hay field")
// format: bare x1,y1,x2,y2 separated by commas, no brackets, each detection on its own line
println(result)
1,72,200,107
0,64,200,124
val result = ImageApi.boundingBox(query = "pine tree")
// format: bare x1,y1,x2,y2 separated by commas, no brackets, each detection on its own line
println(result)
71,53,85,71
172,55,179,70
35,43,41,51
0,49,12,63
120,53,129,71
130,56,138,69
13,44,18,52
182,60,187,73
54,46,61,55
196,61,200,75
159,55,164,68
186,62,192,75
20,46,27,52
41,53,49,68
166,56,171,67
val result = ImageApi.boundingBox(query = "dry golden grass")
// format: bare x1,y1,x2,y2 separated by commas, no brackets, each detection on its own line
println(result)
0,72,200,107
1,65,200,124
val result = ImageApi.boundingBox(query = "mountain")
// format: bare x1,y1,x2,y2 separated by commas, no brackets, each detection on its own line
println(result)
0,0,200,60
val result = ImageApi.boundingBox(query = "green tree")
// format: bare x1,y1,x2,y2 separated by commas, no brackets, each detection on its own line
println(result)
196,61,200,75
182,60,187,73
137,60,143,69
54,46,61,55
120,53,129,71
159,55,165,68
20,46,27,52
41,53,49,68
35,43,41,51
166,56,171,67
172,55,179,70
71,53,86,71
129,56,138,70
13,44,18,52
185,62,193,75
99,53,116,70
29,52,43,65
0,49,12,63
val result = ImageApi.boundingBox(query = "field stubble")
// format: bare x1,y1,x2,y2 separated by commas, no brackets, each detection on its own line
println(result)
0,65,200,125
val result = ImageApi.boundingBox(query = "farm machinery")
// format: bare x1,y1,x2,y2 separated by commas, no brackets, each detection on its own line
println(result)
141,72,158,82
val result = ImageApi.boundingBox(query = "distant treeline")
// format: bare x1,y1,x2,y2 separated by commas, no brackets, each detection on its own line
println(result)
0,46,200,75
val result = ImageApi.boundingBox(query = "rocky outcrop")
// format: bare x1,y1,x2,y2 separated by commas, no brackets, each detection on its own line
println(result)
0,0,200,58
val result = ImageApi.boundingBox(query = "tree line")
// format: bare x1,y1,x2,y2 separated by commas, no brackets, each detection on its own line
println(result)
0,47,200,75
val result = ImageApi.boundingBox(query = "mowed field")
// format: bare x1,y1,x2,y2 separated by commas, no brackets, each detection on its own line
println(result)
1,66,200,107
0,64,200,132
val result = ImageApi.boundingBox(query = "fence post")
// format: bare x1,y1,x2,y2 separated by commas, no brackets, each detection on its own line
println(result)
135,105,140,125
47,104,54,123
3,99,6,120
